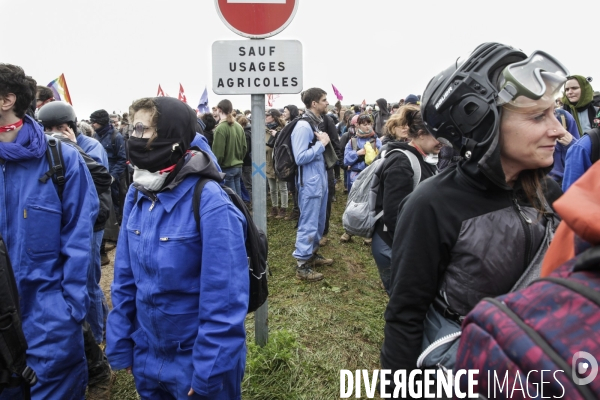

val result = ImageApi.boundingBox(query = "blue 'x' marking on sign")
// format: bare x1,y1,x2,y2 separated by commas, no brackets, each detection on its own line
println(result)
252,162,266,179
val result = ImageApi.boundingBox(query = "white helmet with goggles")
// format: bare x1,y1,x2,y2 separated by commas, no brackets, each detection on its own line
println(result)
421,43,569,156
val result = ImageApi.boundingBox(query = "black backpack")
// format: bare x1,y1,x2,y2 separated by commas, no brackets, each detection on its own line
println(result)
273,116,317,182
192,178,268,313
0,234,37,398
39,135,112,228
586,128,600,164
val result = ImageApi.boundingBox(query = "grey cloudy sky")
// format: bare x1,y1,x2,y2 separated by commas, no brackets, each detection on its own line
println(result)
3,0,598,119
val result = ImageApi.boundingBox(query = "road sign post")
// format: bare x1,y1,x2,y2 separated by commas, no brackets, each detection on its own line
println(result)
214,0,301,347
251,93,268,347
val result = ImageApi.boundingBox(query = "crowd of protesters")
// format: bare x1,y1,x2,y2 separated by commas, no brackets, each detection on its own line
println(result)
1,39,600,400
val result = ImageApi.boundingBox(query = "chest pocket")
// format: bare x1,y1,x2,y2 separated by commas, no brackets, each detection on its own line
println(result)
25,203,61,260
156,231,202,293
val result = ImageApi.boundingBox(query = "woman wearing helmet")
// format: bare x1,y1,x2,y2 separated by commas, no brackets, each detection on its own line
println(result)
381,43,566,388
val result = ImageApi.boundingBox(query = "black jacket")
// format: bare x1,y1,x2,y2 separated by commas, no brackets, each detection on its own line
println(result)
319,114,342,165
243,125,252,167
381,122,562,379
373,141,438,247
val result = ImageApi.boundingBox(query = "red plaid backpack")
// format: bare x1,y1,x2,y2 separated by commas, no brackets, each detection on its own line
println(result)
455,244,600,399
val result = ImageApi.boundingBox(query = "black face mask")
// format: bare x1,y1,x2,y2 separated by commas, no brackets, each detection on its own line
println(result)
127,137,185,172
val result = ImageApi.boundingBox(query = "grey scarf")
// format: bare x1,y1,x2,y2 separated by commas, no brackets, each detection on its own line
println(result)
304,109,323,129
303,110,338,169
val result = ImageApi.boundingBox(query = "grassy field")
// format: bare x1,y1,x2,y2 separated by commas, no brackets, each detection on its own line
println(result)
107,185,388,399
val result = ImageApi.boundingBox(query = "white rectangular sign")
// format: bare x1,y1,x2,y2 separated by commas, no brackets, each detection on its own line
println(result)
212,39,303,95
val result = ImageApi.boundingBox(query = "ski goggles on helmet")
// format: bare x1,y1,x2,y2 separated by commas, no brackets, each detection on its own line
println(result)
496,50,569,109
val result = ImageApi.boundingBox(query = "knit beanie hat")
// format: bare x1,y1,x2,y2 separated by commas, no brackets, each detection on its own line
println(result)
89,109,110,126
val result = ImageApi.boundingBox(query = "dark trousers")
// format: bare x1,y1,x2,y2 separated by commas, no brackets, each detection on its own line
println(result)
110,179,121,223
83,321,111,385
288,180,299,214
323,168,335,236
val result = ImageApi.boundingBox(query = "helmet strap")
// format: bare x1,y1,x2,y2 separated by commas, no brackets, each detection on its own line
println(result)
462,138,477,160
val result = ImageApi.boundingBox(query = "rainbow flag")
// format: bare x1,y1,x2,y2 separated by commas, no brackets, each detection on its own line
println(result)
47,73,72,105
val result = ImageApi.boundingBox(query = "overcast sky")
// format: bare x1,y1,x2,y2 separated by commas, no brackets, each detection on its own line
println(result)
3,0,598,119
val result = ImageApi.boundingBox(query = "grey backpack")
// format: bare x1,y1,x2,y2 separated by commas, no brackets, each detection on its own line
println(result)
342,149,421,238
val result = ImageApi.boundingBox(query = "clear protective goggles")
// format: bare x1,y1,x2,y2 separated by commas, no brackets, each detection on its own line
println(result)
496,50,569,111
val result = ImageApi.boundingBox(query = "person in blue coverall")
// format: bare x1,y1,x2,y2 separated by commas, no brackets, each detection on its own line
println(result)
37,100,112,345
291,88,335,282
0,64,98,400
106,97,249,400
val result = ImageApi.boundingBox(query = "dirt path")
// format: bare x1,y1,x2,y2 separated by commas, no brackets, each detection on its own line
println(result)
100,247,117,309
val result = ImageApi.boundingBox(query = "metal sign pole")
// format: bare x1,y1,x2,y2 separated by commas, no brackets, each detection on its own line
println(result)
251,93,268,347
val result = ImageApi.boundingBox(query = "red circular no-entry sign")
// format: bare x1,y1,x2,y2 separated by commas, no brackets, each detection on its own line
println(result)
215,0,298,39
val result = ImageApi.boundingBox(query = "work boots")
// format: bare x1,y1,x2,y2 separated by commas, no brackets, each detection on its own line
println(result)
312,253,333,266
269,207,279,218
285,209,300,220
276,208,287,219
295,259,323,282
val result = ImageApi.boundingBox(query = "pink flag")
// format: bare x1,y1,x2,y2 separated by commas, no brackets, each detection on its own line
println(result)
157,84,165,97
331,84,343,101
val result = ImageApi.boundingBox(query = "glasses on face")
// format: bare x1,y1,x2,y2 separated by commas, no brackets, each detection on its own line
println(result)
133,122,153,138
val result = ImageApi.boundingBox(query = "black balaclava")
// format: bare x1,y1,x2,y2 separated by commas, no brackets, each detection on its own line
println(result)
127,97,196,173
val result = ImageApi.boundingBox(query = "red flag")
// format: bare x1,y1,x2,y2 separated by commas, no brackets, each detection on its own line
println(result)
157,84,165,97
178,83,187,103
266,94,280,107
331,84,343,101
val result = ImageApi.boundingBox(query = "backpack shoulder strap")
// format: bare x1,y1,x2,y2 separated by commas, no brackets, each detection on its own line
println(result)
192,177,214,232
399,150,422,189
351,137,357,151
560,114,567,130
39,136,66,201
586,128,600,164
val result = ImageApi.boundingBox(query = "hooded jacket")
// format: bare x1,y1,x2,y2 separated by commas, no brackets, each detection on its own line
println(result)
562,75,599,135
381,109,562,376
373,141,438,247
373,98,390,136
106,99,249,398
